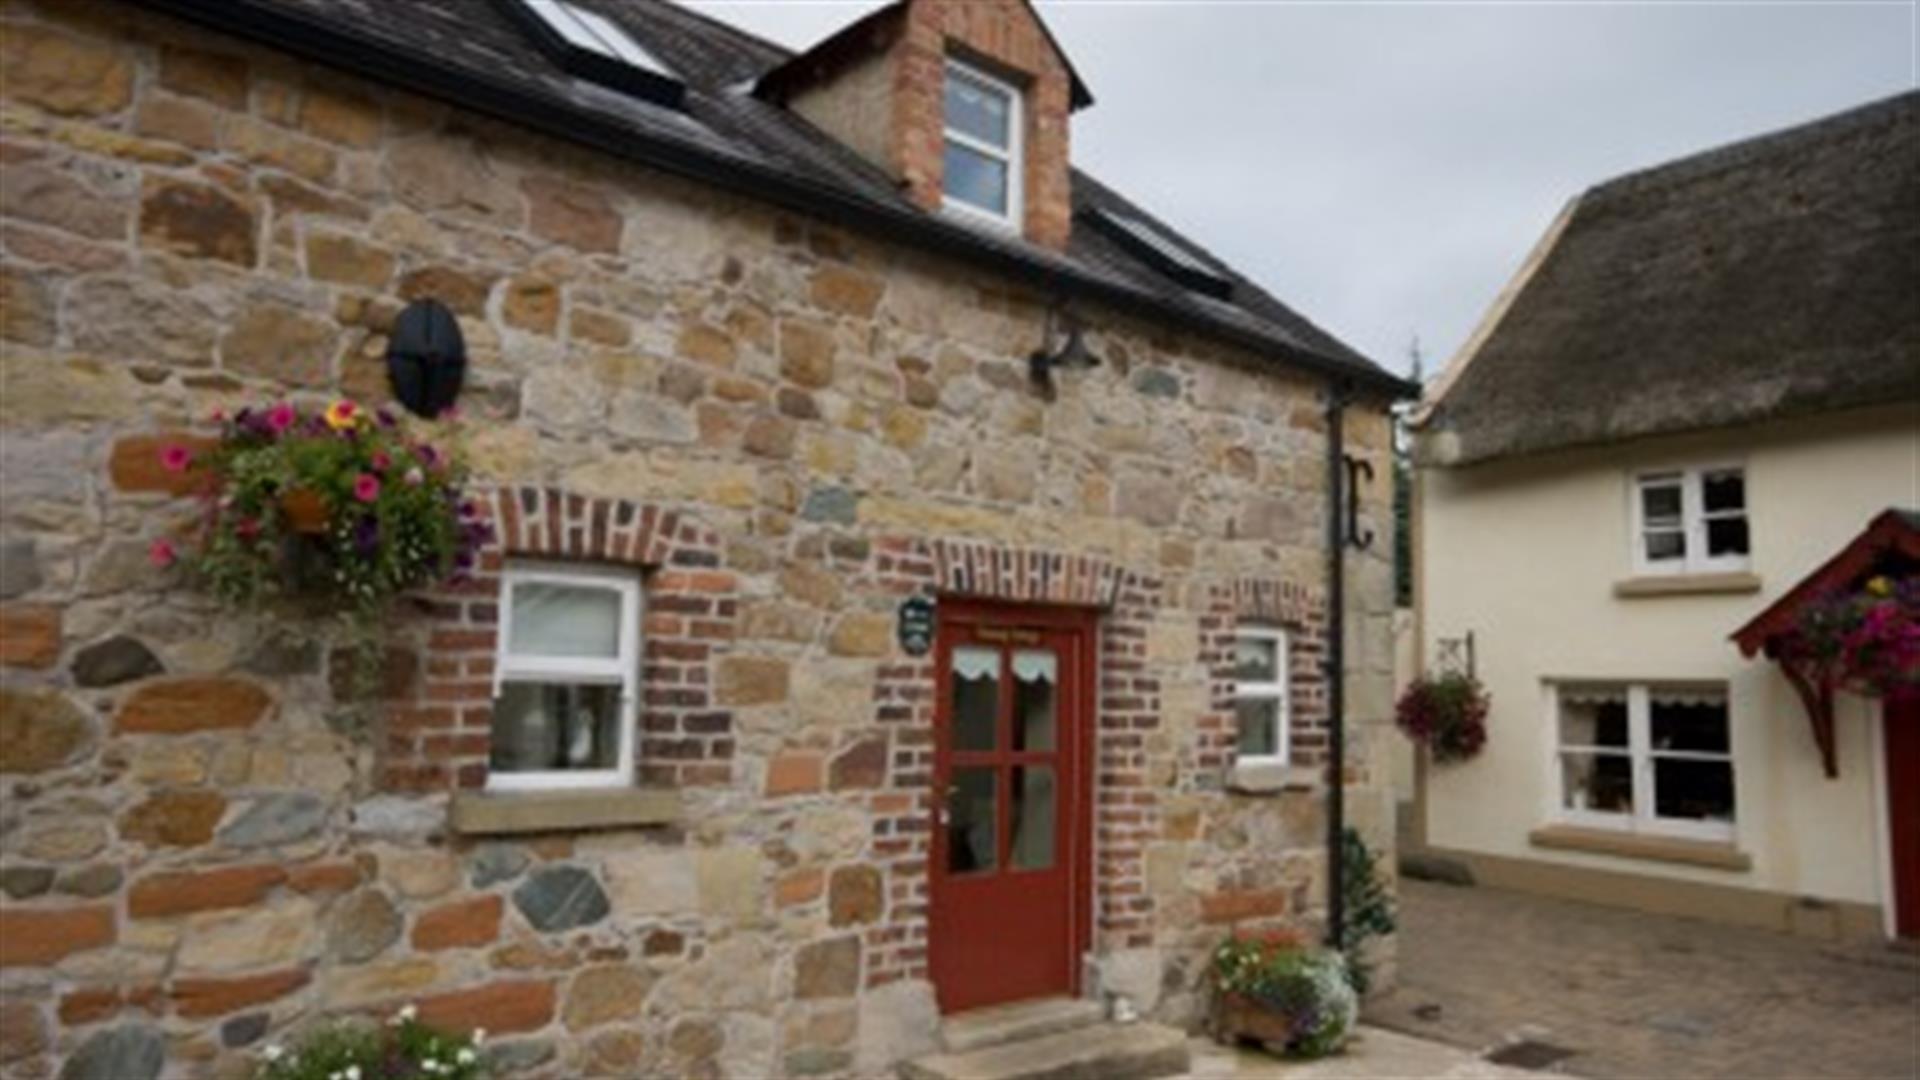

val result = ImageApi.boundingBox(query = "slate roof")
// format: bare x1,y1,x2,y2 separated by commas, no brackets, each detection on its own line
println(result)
1418,90,1920,466
140,0,1401,395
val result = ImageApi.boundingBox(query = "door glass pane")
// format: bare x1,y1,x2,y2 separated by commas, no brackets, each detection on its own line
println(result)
1234,635,1279,681
1236,697,1280,758
1558,687,1628,748
1701,470,1745,513
509,580,622,658
491,682,621,773
943,142,1008,215
946,767,997,875
1654,758,1736,823
1010,765,1056,870
1706,517,1749,557
945,69,1011,147
1650,691,1729,752
951,646,1000,751
1012,650,1056,751
1561,751,1634,814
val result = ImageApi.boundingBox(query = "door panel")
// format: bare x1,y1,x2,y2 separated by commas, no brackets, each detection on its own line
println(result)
930,602,1094,1014
1886,690,1919,939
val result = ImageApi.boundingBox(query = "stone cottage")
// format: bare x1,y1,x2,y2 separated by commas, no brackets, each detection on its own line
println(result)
0,0,1408,1076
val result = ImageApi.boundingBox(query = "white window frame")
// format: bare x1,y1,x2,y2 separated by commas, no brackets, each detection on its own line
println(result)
488,562,641,792
940,58,1024,230
1549,681,1735,843
1233,627,1291,766
1631,464,1749,576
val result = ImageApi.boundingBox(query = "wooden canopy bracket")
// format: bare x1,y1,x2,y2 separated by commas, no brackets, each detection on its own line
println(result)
1771,646,1839,779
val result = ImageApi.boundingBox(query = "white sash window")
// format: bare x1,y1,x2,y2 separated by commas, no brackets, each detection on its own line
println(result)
1233,628,1291,765
488,563,640,791
1553,682,1735,841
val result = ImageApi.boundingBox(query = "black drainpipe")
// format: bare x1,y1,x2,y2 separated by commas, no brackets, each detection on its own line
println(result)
1324,379,1351,951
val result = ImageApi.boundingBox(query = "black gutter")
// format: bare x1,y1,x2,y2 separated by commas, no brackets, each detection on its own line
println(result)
1323,380,1350,952
135,0,1413,401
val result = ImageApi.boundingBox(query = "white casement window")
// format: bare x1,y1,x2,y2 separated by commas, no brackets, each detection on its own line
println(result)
489,563,640,791
1553,682,1736,842
1632,466,1749,575
1233,628,1290,764
942,58,1023,228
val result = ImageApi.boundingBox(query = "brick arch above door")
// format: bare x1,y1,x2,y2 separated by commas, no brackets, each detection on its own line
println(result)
875,535,1152,609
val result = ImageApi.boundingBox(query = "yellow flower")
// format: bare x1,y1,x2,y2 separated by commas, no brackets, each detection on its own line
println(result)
324,399,361,431
1866,576,1892,597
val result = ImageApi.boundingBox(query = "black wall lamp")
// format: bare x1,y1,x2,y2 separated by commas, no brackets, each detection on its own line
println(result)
1027,306,1100,395
386,298,467,419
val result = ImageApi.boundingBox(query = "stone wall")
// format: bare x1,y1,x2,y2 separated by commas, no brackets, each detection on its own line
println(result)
0,1,1397,1076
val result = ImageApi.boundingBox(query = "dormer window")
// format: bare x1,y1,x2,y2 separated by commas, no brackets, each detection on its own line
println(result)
942,59,1023,228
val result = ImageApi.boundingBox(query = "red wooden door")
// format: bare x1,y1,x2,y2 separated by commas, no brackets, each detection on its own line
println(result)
1886,690,1919,939
929,601,1094,1014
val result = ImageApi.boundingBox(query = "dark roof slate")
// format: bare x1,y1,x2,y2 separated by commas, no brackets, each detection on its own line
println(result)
1420,90,1920,466
139,0,1397,392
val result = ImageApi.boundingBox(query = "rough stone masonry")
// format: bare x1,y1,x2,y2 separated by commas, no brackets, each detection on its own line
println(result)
0,1,1399,1077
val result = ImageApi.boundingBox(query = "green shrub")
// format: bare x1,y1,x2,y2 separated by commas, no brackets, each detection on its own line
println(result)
1339,826,1397,994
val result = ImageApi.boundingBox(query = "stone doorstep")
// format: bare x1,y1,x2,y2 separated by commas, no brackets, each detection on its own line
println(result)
901,1020,1190,1080
939,996,1106,1053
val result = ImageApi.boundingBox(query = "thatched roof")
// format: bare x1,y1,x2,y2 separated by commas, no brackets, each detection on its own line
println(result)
1417,91,1920,467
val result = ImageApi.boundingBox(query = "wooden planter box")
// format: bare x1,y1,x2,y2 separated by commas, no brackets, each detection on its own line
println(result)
1210,993,1297,1056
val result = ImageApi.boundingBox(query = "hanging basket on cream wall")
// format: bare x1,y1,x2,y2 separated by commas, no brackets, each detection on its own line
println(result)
1394,670,1490,765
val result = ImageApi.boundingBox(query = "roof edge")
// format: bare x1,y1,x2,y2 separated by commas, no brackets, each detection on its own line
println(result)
136,0,1409,400
1411,192,1582,443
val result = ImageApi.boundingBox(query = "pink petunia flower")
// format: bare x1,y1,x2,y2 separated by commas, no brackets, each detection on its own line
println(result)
371,451,392,472
267,402,297,433
353,473,382,503
148,537,176,568
159,445,193,473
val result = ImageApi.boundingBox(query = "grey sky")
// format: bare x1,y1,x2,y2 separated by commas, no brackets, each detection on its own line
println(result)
691,1,1914,378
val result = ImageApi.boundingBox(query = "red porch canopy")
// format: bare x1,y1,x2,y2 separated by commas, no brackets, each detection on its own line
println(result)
1731,509,1920,778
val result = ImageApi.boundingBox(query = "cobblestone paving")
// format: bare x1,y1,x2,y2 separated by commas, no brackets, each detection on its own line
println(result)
1368,879,1920,1079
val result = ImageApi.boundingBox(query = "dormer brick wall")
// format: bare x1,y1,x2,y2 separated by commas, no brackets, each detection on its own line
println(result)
774,0,1080,251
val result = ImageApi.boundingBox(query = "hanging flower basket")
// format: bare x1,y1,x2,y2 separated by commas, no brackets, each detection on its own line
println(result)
1790,575,1920,698
279,487,332,535
1395,670,1490,764
152,398,491,697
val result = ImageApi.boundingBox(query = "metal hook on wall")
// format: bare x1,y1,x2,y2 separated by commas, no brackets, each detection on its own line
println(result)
1343,454,1375,550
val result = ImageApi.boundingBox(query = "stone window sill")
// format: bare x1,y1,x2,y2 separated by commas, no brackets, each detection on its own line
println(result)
1613,572,1762,599
1528,824,1751,872
449,788,680,836
1225,760,1321,796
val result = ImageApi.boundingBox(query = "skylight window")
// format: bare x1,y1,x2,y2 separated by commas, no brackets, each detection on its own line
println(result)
508,0,684,108
1088,207,1234,300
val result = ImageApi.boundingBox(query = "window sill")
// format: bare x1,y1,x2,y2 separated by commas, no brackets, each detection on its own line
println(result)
449,787,680,836
1613,572,1762,598
1226,760,1320,796
1528,824,1750,871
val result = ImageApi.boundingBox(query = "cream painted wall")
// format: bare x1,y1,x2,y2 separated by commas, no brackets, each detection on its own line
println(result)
1418,403,1919,906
